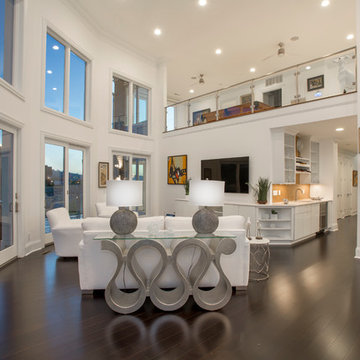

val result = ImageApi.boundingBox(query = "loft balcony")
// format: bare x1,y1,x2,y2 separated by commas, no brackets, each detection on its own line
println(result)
164,47,357,133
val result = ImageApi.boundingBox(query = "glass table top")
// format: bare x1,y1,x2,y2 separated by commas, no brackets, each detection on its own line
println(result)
94,230,237,241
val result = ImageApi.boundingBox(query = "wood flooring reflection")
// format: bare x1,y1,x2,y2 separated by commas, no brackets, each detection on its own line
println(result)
0,216,360,360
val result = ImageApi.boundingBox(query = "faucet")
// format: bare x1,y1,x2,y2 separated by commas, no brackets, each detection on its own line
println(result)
295,187,305,201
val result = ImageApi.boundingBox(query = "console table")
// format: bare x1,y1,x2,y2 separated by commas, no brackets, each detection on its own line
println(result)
95,232,237,314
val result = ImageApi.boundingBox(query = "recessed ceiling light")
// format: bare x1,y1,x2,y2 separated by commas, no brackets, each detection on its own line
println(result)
52,87,57,91
250,67,256,73
154,28,162,36
189,89,194,94
321,0,330,7
52,45,59,50
346,33,354,40
47,70,53,74
215,48,222,55
305,66,311,70
198,0,207,6
336,127,344,132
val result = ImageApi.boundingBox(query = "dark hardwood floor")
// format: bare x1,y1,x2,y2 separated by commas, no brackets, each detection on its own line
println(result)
1,216,360,360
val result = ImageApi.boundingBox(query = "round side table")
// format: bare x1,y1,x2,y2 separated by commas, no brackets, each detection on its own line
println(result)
249,237,270,281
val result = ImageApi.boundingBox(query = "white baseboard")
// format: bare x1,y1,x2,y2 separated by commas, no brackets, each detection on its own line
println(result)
355,247,360,260
24,239,43,257
329,223,338,232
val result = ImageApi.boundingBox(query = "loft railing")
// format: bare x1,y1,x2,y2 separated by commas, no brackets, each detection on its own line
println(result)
164,47,357,132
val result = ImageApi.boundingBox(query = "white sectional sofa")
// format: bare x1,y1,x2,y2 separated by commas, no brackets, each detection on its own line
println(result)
78,215,250,292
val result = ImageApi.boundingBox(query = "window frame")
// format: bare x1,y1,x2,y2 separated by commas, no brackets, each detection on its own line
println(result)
111,71,151,136
0,0,24,99
42,25,91,124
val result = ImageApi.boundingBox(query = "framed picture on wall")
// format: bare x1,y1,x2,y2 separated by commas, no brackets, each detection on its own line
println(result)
98,162,109,188
168,155,187,185
240,94,252,104
192,108,210,126
307,75,324,91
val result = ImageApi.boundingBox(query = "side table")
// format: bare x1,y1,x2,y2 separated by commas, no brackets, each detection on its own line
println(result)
249,237,270,281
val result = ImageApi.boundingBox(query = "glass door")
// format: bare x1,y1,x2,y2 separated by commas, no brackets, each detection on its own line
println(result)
0,126,17,266
112,153,148,215
45,141,84,242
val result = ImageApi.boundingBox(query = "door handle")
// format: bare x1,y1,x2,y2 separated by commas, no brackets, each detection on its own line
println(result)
15,202,19,213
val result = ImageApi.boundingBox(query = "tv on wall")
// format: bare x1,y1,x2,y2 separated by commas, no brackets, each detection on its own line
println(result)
201,157,249,193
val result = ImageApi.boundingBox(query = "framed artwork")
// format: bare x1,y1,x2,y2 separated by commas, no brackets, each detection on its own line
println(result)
353,170,358,187
192,108,210,126
241,94,252,104
307,75,324,91
168,155,187,185
98,162,109,188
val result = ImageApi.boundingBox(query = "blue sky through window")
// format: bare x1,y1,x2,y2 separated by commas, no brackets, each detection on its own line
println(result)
69,51,86,120
45,34,65,112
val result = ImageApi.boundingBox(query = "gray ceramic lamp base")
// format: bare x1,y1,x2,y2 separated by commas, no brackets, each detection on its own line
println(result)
110,208,138,235
192,208,219,234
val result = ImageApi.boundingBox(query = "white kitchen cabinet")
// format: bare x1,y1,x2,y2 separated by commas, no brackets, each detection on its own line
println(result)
311,141,320,184
295,203,320,240
272,129,296,184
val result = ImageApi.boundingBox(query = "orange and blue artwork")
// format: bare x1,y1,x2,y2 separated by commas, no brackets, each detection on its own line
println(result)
168,155,187,185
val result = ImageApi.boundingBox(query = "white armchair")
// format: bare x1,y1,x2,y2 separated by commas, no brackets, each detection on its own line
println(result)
46,207,83,257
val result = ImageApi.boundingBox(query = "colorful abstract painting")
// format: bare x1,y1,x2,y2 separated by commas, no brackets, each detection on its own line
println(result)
168,155,187,185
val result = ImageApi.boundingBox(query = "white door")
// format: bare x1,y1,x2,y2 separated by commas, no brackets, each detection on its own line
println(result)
44,140,85,243
0,125,17,266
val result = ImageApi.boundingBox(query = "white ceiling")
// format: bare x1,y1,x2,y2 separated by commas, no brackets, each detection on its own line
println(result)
65,0,356,103
285,116,358,153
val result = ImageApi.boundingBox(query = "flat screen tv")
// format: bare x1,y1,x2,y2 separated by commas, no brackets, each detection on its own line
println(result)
201,157,249,193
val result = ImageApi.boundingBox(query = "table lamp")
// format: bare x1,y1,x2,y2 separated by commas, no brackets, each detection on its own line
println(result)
190,180,225,234
106,180,143,235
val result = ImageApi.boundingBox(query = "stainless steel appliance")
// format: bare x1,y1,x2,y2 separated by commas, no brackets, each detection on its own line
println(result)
319,202,328,231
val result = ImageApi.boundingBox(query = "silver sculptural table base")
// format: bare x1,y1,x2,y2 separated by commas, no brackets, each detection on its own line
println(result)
100,235,236,314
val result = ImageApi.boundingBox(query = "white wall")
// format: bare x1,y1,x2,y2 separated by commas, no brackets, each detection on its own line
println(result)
160,94,357,218
0,0,165,256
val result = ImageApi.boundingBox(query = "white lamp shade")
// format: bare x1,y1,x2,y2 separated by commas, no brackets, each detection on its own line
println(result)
106,180,143,207
190,180,224,206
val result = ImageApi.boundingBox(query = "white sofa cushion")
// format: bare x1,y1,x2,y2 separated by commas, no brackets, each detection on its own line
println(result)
136,216,165,231
218,215,246,230
164,216,193,231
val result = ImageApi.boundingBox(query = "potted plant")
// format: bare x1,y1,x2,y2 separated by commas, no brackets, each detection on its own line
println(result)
249,177,271,204
184,178,191,196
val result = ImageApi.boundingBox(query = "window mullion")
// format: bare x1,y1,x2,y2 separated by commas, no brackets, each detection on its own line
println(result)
63,46,70,115
129,82,134,133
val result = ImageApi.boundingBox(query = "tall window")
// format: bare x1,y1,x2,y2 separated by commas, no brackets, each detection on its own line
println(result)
0,0,14,84
112,75,150,136
113,153,147,215
133,85,148,135
45,32,87,121
112,77,129,131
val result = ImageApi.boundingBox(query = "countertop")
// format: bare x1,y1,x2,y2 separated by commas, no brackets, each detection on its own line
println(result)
176,198,331,207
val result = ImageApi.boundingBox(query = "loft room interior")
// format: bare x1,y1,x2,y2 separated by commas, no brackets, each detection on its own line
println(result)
1,0,360,359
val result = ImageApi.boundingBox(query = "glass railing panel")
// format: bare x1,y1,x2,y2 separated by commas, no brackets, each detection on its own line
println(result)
166,101,189,131
297,48,356,102
252,67,298,111
217,81,253,121
189,93,217,126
